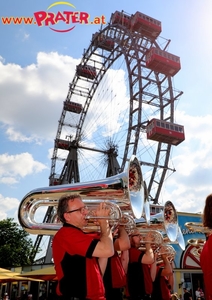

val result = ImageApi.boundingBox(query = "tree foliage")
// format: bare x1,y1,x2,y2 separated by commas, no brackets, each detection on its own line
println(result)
0,218,38,268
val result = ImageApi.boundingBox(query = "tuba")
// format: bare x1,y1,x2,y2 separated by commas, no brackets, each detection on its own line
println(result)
135,200,179,242
18,155,145,235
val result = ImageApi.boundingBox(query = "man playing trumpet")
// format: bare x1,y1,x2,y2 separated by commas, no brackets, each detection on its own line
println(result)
52,194,114,300
151,250,174,300
126,229,155,300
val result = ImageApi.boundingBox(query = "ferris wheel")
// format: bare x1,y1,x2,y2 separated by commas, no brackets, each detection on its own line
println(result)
33,10,185,263
49,10,184,205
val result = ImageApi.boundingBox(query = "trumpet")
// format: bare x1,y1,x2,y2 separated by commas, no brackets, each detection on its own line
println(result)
18,155,144,235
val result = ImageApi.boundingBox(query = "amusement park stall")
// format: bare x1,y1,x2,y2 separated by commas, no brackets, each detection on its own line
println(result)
172,211,204,297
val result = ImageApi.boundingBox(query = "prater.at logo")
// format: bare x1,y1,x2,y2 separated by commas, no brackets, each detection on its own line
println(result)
34,1,106,33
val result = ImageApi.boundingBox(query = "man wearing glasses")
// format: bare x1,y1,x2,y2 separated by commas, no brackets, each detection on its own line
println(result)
52,194,114,300
126,229,155,300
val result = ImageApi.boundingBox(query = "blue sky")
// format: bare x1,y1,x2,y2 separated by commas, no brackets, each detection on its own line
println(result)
1,0,212,256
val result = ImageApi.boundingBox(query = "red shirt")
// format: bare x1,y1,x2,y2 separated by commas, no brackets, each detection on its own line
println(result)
152,267,171,300
104,251,126,289
127,247,152,298
52,223,105,300
142,263,153,294
200,235,212,300
160,272,171,300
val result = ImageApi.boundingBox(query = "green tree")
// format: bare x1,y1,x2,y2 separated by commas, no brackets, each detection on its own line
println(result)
0,218,38,268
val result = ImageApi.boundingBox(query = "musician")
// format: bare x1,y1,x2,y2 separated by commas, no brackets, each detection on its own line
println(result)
52,194,114,300
126,229,155,300
200,193,212,300
151,253,173,300
103,225,130,300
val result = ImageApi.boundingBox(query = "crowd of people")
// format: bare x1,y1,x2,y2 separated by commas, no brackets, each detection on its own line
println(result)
52,194,176,300
195,287,204,300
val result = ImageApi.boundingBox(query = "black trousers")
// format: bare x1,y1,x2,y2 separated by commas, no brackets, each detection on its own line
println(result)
128,295,151,300
57,297,89,300
105,287,123,300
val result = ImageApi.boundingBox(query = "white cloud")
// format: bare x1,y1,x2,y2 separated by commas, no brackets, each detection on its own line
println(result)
0,52,80,143
0,177,18,185
0,152,47,183
6,127,40,143
0,194,20,221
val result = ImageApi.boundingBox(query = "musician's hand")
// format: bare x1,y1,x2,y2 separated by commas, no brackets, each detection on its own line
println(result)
94,202,110,225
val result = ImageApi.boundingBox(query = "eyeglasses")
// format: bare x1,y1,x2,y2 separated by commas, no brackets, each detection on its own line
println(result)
66,206,88,214
131,234,141,238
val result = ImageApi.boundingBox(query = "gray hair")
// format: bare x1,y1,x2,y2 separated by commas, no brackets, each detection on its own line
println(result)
57,194,81,223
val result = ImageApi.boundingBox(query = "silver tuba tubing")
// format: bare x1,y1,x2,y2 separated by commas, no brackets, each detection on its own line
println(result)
18,155,144,235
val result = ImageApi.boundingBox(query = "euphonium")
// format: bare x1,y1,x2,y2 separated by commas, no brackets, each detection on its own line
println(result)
18,155,144,235
138,229,164,247
83,207,136,234
185,222,212,234
187,238,205,247
187,239,205,258
156,244,176,263
118,214,136,234
135,201,179,242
